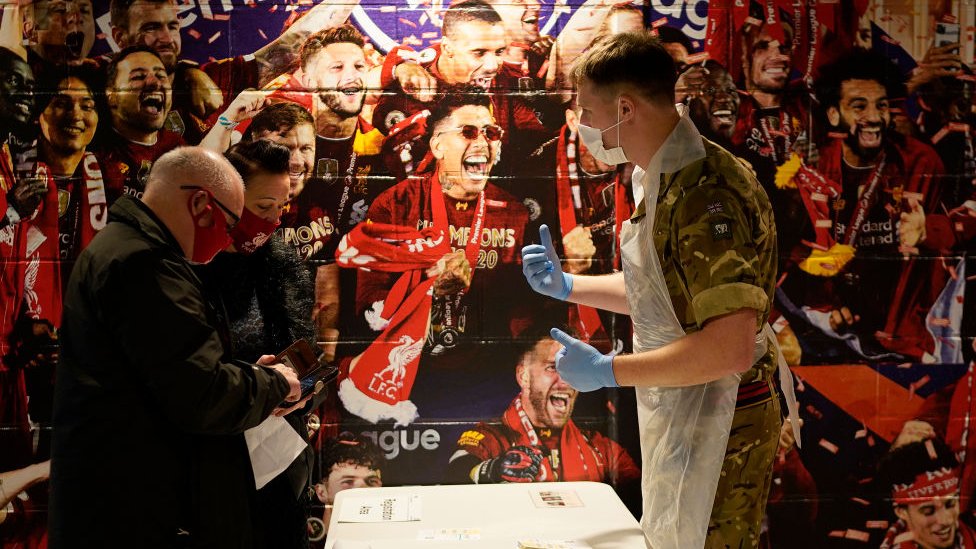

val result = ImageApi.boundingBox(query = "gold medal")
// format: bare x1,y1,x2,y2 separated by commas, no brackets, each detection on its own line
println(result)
58,189,71,218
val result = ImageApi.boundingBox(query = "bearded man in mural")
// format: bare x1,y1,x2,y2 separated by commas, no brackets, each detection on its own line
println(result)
777,48,950,364
877,437,976,549
107,0,358,143
94,45,185,201
373,0,548,181
445,325,639,488
731,11,810,184
337,88,531,425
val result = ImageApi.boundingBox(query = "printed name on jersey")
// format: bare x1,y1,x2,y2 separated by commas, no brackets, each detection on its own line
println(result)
457,430,486,447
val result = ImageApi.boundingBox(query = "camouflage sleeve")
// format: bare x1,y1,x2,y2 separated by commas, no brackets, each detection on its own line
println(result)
671,181,770,329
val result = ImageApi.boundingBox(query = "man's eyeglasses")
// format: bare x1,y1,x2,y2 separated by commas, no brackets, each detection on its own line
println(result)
437,124,504,142
180,185,240,231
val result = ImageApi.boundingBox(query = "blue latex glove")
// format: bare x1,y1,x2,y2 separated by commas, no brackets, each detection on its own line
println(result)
520,224,573,301
550,328,618,392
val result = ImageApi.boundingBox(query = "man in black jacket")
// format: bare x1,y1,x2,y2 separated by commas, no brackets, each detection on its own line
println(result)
49,147,301,548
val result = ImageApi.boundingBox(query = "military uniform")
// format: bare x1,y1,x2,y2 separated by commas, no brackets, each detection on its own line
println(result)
637,123,782,547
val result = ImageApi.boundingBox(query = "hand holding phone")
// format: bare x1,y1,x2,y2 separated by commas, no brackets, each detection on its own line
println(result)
935,22,960,48
273,339,339,401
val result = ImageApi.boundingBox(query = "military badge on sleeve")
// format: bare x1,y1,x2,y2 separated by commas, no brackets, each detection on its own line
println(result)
711,221,732,241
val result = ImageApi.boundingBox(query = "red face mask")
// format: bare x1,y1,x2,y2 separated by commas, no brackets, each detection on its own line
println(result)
186,190,234,264
230,206,280,254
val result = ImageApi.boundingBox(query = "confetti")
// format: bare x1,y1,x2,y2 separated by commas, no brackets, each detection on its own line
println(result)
845,529,870,542
422,31,438,39
213,13,230,21
912,375,931,392
805,405,823,420
867,436,875,447
851,497,870,506
855,429,867,439
399,17,418,28
651,17,668,28
380,5,397,12
866,520,889,529
258,29,268,40
819,438,839,454
209,31,221,44
828,531,846,538
897,362,913,369
188,28,202,40
536,59,549,79
420,13,428,25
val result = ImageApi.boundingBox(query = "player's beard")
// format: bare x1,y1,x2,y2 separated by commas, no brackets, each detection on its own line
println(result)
320,88,365,119
838,118,887,163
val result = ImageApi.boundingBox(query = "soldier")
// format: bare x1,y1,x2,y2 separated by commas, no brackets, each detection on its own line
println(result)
521,32,792,548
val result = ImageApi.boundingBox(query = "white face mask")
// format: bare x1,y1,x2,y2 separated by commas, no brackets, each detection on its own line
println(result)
577,100,629,165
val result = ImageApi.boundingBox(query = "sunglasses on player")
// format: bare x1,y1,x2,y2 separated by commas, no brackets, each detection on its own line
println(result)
437,124,504,142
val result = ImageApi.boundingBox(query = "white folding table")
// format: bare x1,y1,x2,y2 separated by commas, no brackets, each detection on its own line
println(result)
325,481,649,549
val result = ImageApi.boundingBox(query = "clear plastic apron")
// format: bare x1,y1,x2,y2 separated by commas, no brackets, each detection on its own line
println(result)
621,170,800,548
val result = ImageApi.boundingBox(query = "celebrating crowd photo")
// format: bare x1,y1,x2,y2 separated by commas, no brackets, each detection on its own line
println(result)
0,0,974,548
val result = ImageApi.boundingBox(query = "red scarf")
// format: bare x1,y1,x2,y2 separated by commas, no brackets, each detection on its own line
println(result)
555,125,620,349
0,143,27,359
880,518,976,549
334,173,485,425
22,153,107,327
502,397,604,482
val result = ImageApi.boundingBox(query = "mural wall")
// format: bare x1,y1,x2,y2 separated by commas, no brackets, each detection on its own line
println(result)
0,0,973,547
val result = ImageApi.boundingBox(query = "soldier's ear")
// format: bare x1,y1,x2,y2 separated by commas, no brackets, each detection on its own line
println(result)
827,106,840,127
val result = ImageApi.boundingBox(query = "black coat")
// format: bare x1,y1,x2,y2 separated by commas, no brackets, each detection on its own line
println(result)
200,236,318,549
49,197,290,549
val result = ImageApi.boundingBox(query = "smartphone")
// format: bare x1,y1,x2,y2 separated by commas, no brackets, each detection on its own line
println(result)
274,339,339,400
935,22,960,47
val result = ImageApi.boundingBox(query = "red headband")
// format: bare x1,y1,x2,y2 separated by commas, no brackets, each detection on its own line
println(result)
892,467,961,505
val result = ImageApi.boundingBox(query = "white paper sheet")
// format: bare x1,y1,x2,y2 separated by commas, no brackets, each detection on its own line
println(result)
337,494,422,523
244,415,307,489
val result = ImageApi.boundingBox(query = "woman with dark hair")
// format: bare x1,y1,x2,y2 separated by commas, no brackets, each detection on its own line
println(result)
198,138,319,548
